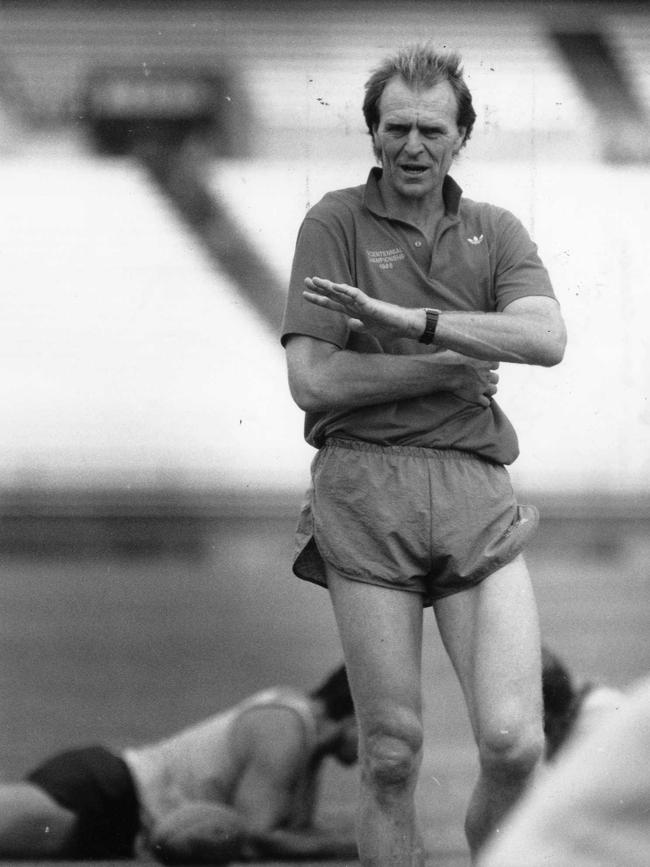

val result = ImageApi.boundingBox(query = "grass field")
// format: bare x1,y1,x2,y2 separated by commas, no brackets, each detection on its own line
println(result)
0,509,649,867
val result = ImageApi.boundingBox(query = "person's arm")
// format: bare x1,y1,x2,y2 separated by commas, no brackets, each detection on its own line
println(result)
286,334,499,413
148,802,358,864
150,709,356,864
242,824,358,861
303,277,567,366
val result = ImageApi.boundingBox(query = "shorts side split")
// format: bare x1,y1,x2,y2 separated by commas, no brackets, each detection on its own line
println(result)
292,438,539,606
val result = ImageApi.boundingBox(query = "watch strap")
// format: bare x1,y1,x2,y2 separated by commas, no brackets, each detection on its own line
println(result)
418,308,440,345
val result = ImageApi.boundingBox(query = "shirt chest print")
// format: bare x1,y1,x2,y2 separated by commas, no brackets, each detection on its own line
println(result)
366,247,406,270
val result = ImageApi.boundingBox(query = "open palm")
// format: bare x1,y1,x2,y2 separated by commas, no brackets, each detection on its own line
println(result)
303,277,418,338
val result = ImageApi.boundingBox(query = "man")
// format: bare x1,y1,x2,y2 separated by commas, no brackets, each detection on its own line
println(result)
282,44,566,865
0,665,358,862
478,673,646,867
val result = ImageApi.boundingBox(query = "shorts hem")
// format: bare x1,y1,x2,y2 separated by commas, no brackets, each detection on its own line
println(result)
429,544,528,602
293,549,433,605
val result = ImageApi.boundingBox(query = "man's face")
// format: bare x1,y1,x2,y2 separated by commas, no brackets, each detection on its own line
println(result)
372,76,466,202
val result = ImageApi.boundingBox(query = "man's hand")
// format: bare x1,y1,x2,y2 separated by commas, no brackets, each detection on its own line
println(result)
241,825,359,861
436,350,499,407
149,803,245,864
304,277,424,339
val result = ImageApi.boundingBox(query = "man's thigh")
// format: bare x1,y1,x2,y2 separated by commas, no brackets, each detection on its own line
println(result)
326,563,425,733
433,555,542,738
0,783,77,858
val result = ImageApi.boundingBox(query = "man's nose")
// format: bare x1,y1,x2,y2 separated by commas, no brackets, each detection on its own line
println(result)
405,129,424,154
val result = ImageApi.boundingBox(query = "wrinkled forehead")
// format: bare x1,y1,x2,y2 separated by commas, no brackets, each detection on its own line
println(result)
377,76,459,127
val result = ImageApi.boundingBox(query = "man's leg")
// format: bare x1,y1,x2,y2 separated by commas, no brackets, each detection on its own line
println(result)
433,554,545,862
0,782,77,857
326,563,426,867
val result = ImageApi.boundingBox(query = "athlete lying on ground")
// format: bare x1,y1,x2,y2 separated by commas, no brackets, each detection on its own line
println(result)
0,665,358,863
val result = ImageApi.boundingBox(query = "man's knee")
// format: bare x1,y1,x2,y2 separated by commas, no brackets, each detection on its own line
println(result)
362,714,423,795
478,721,544,782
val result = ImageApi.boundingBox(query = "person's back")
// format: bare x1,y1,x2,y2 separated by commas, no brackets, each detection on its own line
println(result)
124,687,317,833
478,675,649,867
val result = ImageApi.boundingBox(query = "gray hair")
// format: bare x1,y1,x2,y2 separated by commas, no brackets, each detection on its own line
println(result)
362,43,476,147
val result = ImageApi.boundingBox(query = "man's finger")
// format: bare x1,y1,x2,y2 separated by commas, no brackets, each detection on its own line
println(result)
310,277,361,301
302,291,347,313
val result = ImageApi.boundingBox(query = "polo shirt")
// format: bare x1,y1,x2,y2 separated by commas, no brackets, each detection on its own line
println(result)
281,168,556,465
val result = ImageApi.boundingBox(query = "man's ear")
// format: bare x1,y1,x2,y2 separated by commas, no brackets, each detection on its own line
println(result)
371,125,382,163
454,126,467,153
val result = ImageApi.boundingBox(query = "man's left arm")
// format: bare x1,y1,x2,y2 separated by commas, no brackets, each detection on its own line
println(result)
241,824,358,861
303,277,567,367
426,295,567,366
148,802,358,864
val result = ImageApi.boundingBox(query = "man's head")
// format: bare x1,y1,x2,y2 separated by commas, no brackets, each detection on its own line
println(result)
362,44,476,204
363,43,476,158
541,646,579,759
310,663,354,720
310,664,358,765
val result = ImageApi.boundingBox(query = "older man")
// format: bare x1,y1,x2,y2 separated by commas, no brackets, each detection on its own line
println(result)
282,43,566,865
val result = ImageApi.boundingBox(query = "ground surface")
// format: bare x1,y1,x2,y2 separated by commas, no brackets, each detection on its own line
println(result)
0,511,648,867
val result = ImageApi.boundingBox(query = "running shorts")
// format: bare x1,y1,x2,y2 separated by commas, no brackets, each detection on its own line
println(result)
26,744,140,859
293,438,539,605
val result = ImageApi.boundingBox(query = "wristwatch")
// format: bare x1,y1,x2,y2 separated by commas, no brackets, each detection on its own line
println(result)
418,308,441,345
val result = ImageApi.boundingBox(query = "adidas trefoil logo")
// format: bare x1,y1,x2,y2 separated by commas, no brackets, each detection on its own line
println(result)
467,234,484,245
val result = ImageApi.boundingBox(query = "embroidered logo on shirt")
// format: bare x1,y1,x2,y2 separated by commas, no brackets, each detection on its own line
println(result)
366,247,406,270
467,234,484,245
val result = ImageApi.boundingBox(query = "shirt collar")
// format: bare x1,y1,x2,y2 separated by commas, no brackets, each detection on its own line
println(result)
363,166,463,221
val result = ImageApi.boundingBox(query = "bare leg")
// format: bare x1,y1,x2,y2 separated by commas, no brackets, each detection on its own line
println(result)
0,782,77,857
433,555,545,862
326,564,426,867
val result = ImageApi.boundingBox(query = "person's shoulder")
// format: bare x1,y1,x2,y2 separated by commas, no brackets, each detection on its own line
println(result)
305,183,366,222
236,687,312,731
234,690,312,763
459,195,518,226
459,195,535,252
572,683,626,742
579,684,626,721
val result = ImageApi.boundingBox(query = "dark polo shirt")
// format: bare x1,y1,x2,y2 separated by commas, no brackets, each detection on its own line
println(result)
281,168,556,465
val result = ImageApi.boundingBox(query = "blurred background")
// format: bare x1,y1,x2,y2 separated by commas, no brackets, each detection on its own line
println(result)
0,1,649,862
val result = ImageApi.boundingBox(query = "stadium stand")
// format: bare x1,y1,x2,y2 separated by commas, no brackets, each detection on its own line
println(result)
0,0,648,525
0,1,647,161
0,150,312,548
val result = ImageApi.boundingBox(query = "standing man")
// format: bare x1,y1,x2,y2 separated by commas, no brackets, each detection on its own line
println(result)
281,44,566,865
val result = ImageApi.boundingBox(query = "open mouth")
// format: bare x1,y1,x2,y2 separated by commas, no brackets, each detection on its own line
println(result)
400,164,429,177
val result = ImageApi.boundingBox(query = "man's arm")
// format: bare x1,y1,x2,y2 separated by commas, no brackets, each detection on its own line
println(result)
303,277,567,367
149,802,358,864
286,334,499,413
150,708,357,864
242,824,358,861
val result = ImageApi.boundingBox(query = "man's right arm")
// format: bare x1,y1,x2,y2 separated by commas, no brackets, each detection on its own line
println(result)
285,334,499,412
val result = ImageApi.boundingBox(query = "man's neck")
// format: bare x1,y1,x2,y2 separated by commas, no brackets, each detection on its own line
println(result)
378,179,446,235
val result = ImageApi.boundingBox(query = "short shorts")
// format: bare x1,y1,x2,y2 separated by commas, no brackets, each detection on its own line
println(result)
26,744,140,859
293,438,539,606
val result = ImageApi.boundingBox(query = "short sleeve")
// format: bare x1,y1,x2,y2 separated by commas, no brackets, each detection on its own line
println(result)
494,210,556,311
281,208,354,348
